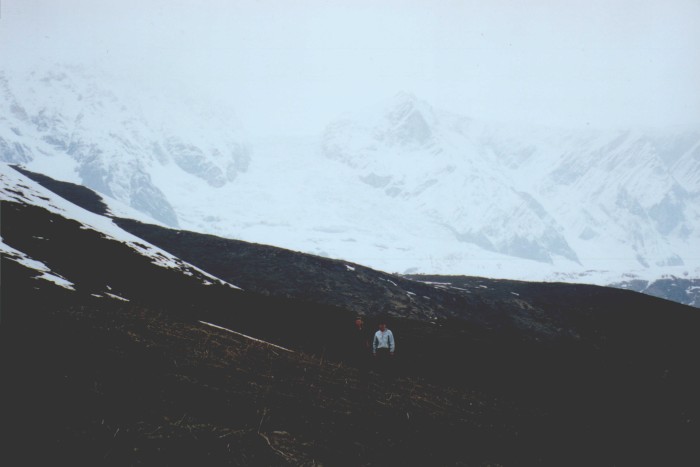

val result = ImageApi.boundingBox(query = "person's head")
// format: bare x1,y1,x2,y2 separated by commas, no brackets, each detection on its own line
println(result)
378,322,386,331
354,317,364,329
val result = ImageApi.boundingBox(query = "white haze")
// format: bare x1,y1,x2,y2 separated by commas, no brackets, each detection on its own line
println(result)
1,0,699,138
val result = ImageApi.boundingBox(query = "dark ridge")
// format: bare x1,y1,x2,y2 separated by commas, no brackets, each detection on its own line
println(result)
11,164,110,216
113,218,699,347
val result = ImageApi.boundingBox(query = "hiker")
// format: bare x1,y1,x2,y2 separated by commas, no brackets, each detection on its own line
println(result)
353,316,371,357
372,320,395,368
351,316,371,383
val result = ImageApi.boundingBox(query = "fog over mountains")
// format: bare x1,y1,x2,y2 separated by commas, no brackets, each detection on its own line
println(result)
2,64,699,304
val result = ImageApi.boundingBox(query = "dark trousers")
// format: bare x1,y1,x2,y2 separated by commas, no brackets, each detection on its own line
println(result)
373,348,393,377
352,351,370,383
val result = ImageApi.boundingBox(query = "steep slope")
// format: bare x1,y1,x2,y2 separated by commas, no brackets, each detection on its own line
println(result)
0,163,239,300
0,163,356,354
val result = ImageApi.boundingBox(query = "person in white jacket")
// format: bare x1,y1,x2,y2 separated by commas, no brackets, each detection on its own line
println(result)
372,321,395,360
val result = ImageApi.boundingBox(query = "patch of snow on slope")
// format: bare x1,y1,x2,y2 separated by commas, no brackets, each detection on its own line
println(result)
104,292,130,302
0,238,75,290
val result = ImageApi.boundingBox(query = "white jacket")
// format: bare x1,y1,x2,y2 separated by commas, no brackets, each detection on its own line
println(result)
373,329,395,353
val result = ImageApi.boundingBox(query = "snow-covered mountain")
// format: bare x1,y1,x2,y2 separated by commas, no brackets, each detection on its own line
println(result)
2,66,699,304
323,93,581,265
321,92,700,279
0,65,250,227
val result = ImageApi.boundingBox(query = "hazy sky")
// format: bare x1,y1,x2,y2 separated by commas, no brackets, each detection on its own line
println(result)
1,0,699,137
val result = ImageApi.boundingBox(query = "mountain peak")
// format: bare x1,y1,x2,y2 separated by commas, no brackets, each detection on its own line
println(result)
389,90,419,104
384,91,431,117
377,92,435,147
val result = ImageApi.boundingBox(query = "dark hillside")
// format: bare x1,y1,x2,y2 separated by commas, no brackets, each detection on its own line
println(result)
3,263,697,466
13,165,110,216
114,218,700,366
0,197,357,356
3,167,700,465
1,285,526,466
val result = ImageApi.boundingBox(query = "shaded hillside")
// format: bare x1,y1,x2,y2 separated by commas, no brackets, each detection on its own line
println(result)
3,219,700,466
0,273,531,466
0,193,356,357
8,164,700,396
114,218,700,353
3,165,700,465
0,195,582,465
12,165,110,216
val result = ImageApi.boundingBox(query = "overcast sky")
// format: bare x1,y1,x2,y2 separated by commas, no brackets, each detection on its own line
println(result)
1,0,699,137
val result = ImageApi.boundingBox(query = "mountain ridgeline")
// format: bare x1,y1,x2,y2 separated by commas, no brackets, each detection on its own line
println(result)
2,66,699,305
2,165,699,465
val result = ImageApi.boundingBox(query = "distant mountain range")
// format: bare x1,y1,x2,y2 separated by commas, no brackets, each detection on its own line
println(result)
2,64,699,307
